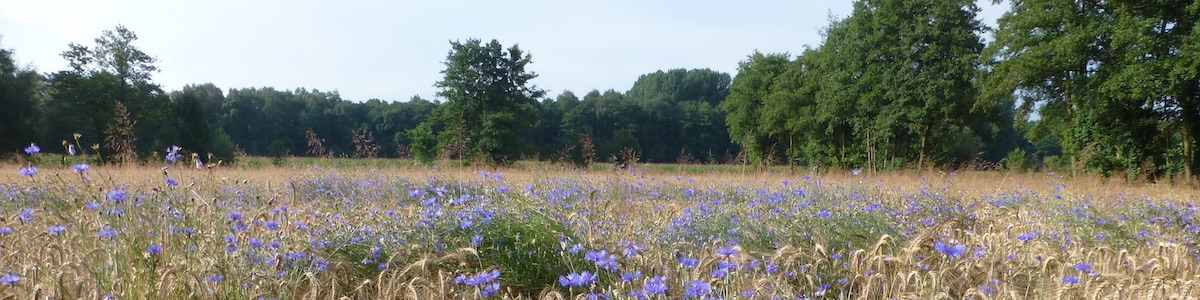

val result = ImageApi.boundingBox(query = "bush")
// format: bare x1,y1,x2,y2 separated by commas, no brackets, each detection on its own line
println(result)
1004,148,1028,171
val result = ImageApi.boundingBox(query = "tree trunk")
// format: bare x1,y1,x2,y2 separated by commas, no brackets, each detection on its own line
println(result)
918,125,930,173
1182,92,1197,183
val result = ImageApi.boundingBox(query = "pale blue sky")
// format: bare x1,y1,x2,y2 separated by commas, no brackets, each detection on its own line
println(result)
0,0,1007,102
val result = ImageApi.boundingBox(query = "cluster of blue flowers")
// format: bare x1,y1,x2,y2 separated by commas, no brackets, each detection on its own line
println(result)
455,269,501,297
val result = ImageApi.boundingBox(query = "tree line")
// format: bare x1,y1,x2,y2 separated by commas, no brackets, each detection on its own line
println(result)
724,0,1198,181
0,30,735,167
2,0,1198,181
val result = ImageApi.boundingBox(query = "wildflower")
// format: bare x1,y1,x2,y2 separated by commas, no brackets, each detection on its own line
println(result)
107,189,127,202
19,166,37,177
98,225,118,239
24,143,40,155
227,210,243,221
249,237,264,248
460,269,501,286
264,220,280,230
207,274,224,283
1073,262,1093,272
1063,275,1080,284
559,271,597,287
852,168,862,176
1017,232,1036,242
935,241,967,258
73,163,89,172
973,283,996,295
684,280,712,298
680,257,699,268
1,272,18,285
165,177,179,187
0,227,11,235
165,145,182,162
621,270,641,282
742,289,758,297
147,244,163,255
586,250,618,271
17,208,34,223
643,276,668,295
815,283,831,296
49,224,66,234
717,245,740,256
567,243,584,254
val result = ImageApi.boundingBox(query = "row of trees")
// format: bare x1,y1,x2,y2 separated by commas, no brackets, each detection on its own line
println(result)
725,0,1200,181
0,31,735,166
725,0,994,171
4,0,1198,181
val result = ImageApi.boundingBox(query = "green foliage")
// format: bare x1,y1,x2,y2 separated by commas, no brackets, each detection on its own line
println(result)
1005,148,1029,171
985,0,1200,180
209,128,237,162
268,139,288,166
406,122,438,164
468,212,579,294
430,39,545,165
168,86,213,156
0,38,41,156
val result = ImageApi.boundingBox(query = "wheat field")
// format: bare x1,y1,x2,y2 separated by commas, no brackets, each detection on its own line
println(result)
1,161,1198,299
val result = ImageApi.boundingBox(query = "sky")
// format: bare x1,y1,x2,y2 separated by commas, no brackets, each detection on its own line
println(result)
0,0,1008,102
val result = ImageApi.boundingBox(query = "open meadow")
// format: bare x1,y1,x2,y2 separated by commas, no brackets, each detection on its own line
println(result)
1,161,1199,299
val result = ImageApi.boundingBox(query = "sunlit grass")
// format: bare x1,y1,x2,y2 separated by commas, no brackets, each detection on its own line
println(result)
1,162,1197,299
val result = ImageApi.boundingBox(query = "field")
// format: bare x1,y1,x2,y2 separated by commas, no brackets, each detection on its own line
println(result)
1,160,1198,299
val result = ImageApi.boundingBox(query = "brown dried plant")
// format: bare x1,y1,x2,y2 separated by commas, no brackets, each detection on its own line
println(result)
104,101,138,165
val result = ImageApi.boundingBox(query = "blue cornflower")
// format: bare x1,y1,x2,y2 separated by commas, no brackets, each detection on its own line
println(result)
98,225,118,239
264,220,280,230
227,210,243,221
586,250,618,271
461,269,501,286
207,274,224,283
24,143,40,155
18,166,37,177
717,246,740,256
1063,275,1080,284
567,243,584,254
558,271,596,287
1017,232,1036,242
165,177,179,186
248,237,264,248
49,224,66,234
147,244,163,255
643,276,668,295
1,272,18,285
815,283,831,296
684,280,711,298
935,241,967,258
73,163,89,172
621,270,641,282
165,145,182,162
1074,262,1093,272
680,257,699,268
742,289,758,297
481,282,501,297
107,189,127,202
0,227,11,235
17,208,34,223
